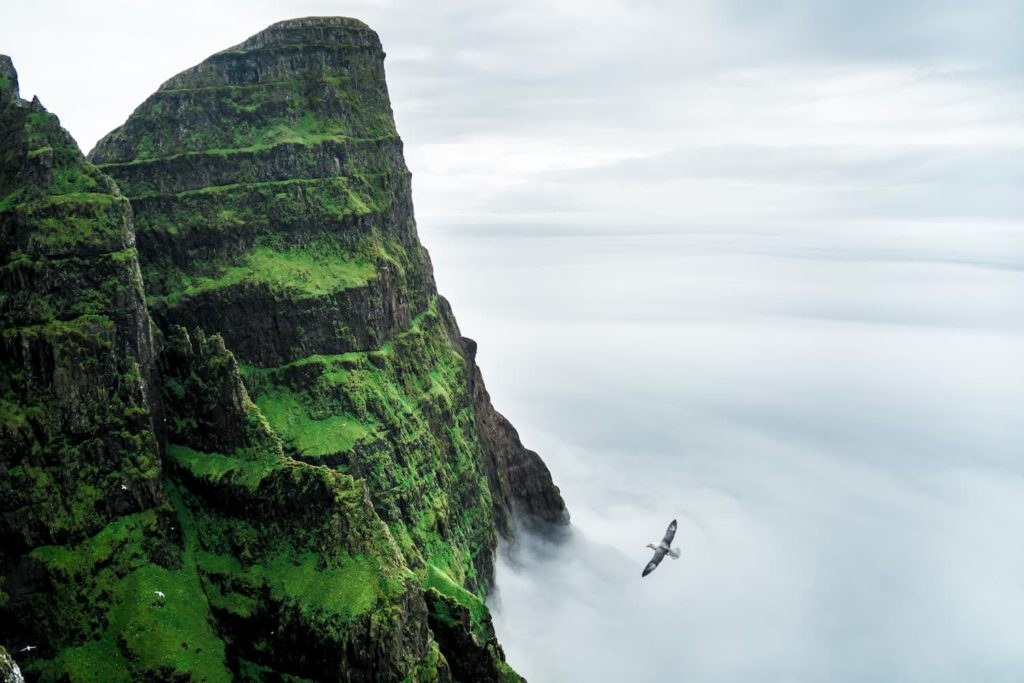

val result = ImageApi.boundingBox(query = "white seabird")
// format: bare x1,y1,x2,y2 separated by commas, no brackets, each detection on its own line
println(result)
642,519,680,577
154,590,165,599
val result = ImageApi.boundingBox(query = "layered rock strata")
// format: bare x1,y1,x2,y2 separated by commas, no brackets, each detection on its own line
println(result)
1,16,566,682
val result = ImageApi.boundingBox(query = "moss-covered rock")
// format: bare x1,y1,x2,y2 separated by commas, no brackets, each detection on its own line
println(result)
158,327,445,681
3,16,566,680
0,55,191,682
0,63,162,559
91,18,432,370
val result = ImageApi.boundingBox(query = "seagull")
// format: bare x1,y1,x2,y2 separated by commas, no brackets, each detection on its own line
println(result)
120,483,128,491
19,645,36,653
154,590,165,599
642,519,681,577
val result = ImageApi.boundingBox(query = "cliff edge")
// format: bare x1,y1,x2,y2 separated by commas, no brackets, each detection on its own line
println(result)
1,17,566,682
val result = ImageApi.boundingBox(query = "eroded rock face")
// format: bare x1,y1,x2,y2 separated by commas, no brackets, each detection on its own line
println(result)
0,646,25,683
2,17,566,680
92,15,566,571
157,326,443,682
0,47,163,575
0,57,163,552
91,17,433,370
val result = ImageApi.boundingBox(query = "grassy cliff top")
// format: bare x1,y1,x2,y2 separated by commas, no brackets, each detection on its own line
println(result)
90,16,396,164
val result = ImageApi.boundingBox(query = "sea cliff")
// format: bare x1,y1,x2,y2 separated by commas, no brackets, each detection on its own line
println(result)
0,17,566,681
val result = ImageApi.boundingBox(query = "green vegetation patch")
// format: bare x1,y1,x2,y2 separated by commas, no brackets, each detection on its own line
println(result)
1,106,131,256
240,297,498,596
401,640,447,683
236,658,317,683
140,175,391,228
14,189,133,255
167,444,279,491
253,386,377,458
25,512,231,683
149,239,377,309
112,73,399,161
423,564,488,629
262,551,385,619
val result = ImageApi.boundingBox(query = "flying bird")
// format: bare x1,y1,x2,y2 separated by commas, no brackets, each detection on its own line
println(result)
19,645,36,653
154,590,165,599
642,519,681,577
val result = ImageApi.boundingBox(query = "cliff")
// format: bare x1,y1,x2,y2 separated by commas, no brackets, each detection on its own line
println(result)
1,17,566,682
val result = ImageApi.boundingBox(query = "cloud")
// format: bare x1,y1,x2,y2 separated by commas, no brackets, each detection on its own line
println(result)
476,226,1024,680
1,3,1021,681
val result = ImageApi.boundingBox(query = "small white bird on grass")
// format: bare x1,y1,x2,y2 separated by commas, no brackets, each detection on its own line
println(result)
154,590,165,599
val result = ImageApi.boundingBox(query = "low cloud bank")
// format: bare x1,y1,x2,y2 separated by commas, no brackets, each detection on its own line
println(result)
468,224,1024,682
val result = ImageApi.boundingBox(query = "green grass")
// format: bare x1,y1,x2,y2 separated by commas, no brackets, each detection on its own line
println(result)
236,658,317,683
27,512,231,682
401,640,446,683
238,297,497,594
261,552,384,619
194,548,395,625
0,187,23,212
108,71,399,162
253,387,376,457
130,176,393,250
167,444,280,490
150,242,377,308
422,564,487,628
241,351,362,383
0,397,35,431
47,601,235,683
23,192,128,254
107,563,229,681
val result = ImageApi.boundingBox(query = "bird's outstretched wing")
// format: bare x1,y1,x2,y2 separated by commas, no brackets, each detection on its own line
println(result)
662,519,678,546
642,547,667,577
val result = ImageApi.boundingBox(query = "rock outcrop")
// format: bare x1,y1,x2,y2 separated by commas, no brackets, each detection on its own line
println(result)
90,15,567,570
1,17,566,681
0,646,25,683
0,54,162,551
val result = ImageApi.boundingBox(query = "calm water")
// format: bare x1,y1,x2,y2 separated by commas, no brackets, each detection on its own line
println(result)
425,221,1024,682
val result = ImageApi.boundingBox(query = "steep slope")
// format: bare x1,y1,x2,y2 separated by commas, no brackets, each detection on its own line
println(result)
0,54,161,552
90,16,567,592
0,55,228,680
1,16,567,681
0,52,482,681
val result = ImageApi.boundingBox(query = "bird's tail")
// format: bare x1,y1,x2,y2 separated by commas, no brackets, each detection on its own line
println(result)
668,547,681,560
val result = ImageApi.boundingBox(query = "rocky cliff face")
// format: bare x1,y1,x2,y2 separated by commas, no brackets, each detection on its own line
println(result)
1,16,566,682
0,646,25,683
0,56,178,679
0,55,162,551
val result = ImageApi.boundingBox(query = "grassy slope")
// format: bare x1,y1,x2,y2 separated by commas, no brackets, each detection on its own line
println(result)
242,297,499,600
45,20,523,678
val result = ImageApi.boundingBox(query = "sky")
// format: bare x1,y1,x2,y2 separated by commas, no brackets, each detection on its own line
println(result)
3,1,1023,681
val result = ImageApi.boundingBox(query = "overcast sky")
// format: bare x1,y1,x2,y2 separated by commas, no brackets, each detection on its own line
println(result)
3,2,1023,681
1,2,1021,240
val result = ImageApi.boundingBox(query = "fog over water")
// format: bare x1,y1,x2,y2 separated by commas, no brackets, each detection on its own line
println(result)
433,224,1024,682
2,1,1022,680
396,4,1024,679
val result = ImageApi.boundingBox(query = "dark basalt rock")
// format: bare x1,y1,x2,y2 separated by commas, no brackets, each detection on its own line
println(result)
0,55,162,553
157,326,443,681
2,16,566,680
425,589,517,683
0,56,180,681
